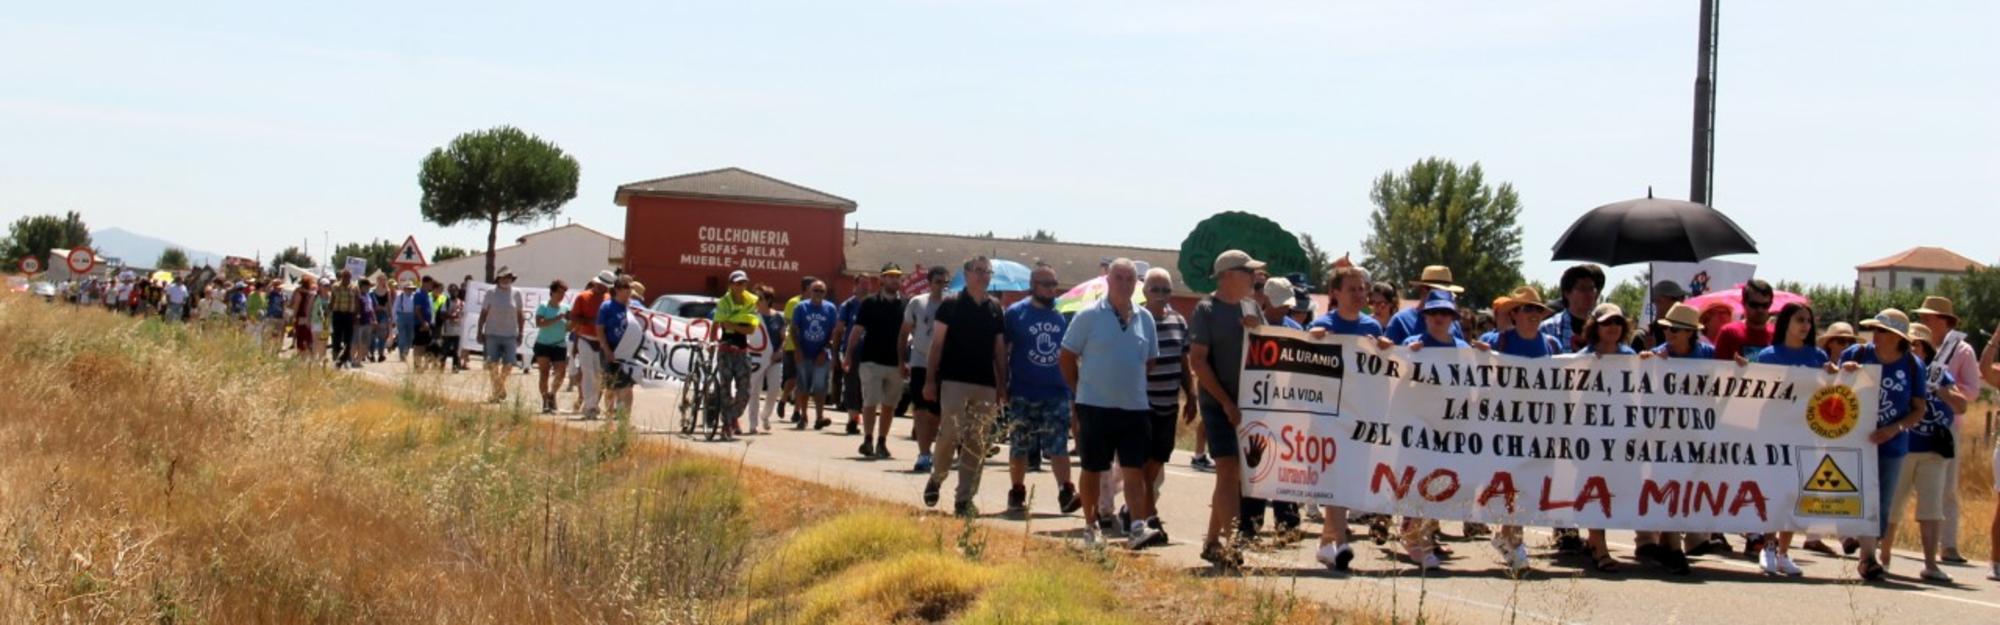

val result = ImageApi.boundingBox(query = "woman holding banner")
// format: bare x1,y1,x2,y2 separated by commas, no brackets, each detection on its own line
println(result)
1837,309,1931,583
1398,290,1469,572
1744,302,1826,577
1632,302,1709,574
1566,303,1638,573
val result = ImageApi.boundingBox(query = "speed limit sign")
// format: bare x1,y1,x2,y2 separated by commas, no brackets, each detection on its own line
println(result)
65,247,97,274
17,257,40,274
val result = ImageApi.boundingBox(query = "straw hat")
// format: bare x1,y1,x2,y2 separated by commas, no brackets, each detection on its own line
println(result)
1656,303,1704,331
1858,309,1912,341
1409,265,1466,294
1818,322,1857,348
1913,296,1958,322
1908,323,1936,349
1494,286,1555,314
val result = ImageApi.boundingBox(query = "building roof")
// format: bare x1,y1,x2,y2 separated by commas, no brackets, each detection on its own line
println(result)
842,228,1195,295
1855,246,1984,273
614,167,858,212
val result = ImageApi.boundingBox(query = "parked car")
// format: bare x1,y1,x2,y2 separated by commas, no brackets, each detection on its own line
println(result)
31,281,57,300
649,294,717,319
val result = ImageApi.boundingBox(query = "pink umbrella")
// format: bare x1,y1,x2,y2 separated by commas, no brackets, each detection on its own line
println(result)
1684,286,1810,319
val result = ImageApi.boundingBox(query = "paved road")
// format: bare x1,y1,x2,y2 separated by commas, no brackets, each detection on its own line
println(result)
358,361,2000,625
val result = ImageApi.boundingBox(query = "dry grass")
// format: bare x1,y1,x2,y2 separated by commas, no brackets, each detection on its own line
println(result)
0,295,1381,624
1889,398,1997,558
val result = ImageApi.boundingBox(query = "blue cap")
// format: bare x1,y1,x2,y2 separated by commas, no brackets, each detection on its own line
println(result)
1420,290,1459,315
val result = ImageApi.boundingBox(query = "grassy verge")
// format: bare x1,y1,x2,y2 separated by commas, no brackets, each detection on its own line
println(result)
0,295,1370,623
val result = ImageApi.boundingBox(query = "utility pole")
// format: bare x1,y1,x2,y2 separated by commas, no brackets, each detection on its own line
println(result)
1689,0,1720,205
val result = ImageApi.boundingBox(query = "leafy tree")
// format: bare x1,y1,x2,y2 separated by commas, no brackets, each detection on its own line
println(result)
430,245,471,263
1176,211,1309,293
156,247,190,271
269,246,314,275
333,239,402,276
1359,157,1525,306
1,211,92,265
1299,233,1334,291
419,126,580,282
1606,274,1650,323
1022,229,1058,243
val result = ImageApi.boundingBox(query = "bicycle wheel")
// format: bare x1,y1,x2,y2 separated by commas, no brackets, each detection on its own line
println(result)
677,354,700,434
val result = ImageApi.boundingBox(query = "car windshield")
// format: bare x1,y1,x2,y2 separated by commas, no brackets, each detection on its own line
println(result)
679,301,717,319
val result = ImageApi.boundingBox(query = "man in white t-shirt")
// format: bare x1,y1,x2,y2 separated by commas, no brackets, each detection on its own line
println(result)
477,272,527,403
901,265,951,473
164,278,189,322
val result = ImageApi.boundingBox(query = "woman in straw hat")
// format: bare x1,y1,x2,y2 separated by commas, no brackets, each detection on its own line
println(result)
1561,303,1639,573
1740,302,1829,577
1878,324,1968,583
1631,302,1710,574
1836,309,1932,582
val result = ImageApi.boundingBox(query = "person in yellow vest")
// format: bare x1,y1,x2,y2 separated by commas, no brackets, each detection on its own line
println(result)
710,270,762,439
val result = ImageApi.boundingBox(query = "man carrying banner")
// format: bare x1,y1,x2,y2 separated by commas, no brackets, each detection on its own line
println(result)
1238,277,1303,540
1482,286,1568,572
1060,258,1163,549
1190,250,1264,569
1305,265,1392,572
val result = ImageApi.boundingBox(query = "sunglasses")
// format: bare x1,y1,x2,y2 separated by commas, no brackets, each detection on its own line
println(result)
1032,280,1059,288
1146,287,1172,294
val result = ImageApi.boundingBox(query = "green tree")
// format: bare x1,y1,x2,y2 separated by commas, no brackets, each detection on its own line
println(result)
1606,274,1650,322
430,245,471,263
1176,211,1309,293
1359,157,1525,306
156,247,190,271
1298,233,1334,291
1938,264,2000,344
333,239,402,276
1,211,92,265
1022,229,1058,243
419,126,581,282
269,246,314,275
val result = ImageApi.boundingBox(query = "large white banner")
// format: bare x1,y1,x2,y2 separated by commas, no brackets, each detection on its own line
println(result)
1236,326,1884,536
612,306,773,387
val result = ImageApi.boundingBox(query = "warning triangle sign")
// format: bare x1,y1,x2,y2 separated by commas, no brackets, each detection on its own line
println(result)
394,236,428,267
1805,455,1859,493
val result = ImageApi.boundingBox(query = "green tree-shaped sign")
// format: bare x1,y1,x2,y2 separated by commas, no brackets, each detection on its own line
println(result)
1177,211,1309,293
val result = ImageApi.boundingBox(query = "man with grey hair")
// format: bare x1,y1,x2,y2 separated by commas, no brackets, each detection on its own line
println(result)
1061,258,1162,548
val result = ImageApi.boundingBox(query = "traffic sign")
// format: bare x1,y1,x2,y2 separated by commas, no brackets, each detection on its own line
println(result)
18,256,41,274
394,236,428,268
65,247,97,274
394,267,422,286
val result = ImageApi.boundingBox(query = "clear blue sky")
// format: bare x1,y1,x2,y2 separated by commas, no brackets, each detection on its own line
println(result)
3,1,1994,287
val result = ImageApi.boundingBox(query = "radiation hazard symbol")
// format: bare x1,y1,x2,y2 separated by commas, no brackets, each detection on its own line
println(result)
1795,448,1864,518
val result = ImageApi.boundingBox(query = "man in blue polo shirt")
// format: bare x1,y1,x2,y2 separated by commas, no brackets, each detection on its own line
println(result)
1061,258,1160,549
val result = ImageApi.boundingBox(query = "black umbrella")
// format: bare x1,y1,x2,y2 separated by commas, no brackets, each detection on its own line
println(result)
1550,189,1758,266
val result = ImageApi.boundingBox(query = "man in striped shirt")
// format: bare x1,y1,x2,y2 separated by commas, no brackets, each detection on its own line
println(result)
1139,267,1195,542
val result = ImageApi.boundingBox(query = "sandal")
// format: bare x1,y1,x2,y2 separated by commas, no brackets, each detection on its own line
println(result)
1593,552,1620,573
1859,559,1885,582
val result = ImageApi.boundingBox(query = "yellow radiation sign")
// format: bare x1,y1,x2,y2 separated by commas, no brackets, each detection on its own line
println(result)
1805,385,1860,440
1804,455,1858,493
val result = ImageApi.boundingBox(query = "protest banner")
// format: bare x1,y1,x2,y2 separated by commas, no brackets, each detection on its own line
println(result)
457,282,575,359
1235,325,1883,536
611,306,772,387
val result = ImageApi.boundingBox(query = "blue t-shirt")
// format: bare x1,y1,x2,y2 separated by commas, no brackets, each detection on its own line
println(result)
838,296,862,347
1651,341,1717,359
1384,306,1464,344
792,300,840,360
1489,330,1563,359
1278,316,1304,331
1309,311,1384,337
1910,371,1958,454
264,292,287,320
1753,344,1829,369
1004,300,1070,401
597,298,631,351
1840,344,1929,457
1061,301,1159,411
1404,333,1469,349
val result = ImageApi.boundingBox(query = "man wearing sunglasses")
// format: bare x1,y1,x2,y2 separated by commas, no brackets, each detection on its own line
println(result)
1189,249,1266,569
999,263,1080,515
923,256,1008,516
901,265,952,472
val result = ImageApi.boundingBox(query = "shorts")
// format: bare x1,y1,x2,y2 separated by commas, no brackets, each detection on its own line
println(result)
1199,399,1240,459
605,361,636,390
1993,444,2000,494
782,350,798,382
484,335,521,366
858,362,905,408
1148,404,1180,464
906,367,939,414
1076,404,1153,472
795,355,830,395
293,326,314,352
1876,451,1904,535
533,342,568,364
1893,451,1950,522
1005,397,1070,459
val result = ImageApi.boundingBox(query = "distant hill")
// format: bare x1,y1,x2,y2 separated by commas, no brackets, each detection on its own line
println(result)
91,228,225,269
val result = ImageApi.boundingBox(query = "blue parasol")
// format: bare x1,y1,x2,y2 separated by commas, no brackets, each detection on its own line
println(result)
946,258,1033,292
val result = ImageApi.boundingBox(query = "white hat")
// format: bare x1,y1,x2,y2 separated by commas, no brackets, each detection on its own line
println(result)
1261,277,1296,309
593,270,617,287
728,270,750,283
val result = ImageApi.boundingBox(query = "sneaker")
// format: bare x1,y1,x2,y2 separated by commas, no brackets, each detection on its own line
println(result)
1367,518,1391,545
1662,548,1692,575
1552,530,1584,554
1775,552,1803,577
1098,516,1121,536
1082,525,1103,548
1190,455,1215,471
858,438,875,458
1758,545,1782,576
1316,543,1355,572
1417,550,1442,572
1007,485,1027,512
913,453,934,473
954,500,977,517
1492,537,1529,573
875,444,893,460
845,420,860,435
814,417,832,430
1687,534,1729,557
1116,507,1132,534
1057,483,1082,514
1841,537,1860,555
1148,517,1169,545
1200,542,1242,570
922,480,941,508
1744,533,1769,559
1921,567,1952,583
1127,521,1163,550
1942,551,1968,564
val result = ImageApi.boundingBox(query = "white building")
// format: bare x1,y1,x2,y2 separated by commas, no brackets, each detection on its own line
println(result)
420,224,625,289
1855,246,1983,294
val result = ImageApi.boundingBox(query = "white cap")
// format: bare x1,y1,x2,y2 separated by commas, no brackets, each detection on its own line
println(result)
728,270,749,283
1262,277,1296,308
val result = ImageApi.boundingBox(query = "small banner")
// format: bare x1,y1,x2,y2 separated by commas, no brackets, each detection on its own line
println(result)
1235,325,1884,536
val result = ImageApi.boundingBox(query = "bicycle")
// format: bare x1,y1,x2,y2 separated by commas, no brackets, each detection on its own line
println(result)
675,343,730,441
